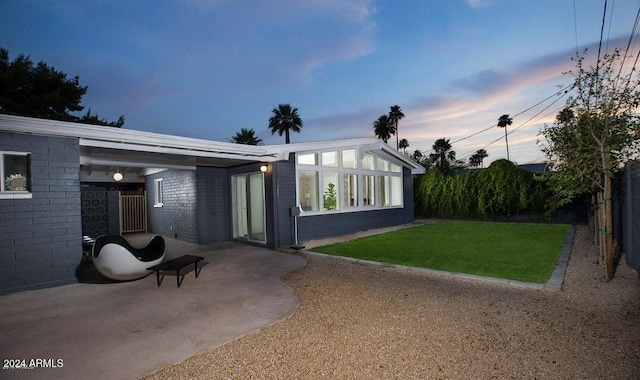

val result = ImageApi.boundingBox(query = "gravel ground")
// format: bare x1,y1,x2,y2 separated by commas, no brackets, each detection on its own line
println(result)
146,223,640,379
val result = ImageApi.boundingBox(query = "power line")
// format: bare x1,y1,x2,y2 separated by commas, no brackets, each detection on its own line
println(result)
511,83,574,119
573,0,579,54
457,90,569,162
595,0,608,107
416,83,573,160
605,0,615,54
509,89,570,135
615,6,640,83
447,83,574,149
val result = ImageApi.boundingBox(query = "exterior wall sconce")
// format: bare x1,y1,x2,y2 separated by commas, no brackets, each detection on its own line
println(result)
260,164,268,173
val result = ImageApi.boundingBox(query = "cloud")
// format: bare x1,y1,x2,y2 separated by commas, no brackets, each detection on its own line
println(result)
450,69,505,94
466,0,494,9
376,44,588,158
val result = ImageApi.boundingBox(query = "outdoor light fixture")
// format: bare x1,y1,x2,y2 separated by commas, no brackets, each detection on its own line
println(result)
113,167,123,182
260,165,268,173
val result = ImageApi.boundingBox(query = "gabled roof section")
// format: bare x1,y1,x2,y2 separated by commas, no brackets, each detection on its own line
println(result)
267,137,426,174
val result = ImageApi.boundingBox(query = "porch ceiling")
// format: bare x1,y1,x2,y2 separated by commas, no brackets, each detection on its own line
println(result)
79,145,272,183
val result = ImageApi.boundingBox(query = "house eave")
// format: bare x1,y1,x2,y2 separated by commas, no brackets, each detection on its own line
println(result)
0,114,278,162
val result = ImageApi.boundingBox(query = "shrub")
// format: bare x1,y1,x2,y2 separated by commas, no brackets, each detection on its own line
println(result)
415,160,550,218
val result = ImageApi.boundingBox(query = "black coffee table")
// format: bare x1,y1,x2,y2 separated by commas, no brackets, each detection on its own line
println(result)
147,254,204,287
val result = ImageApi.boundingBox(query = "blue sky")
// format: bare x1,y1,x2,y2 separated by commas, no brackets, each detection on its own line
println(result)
2,0,639,165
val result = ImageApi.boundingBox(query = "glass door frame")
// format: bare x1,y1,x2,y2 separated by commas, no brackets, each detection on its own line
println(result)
231,172,267,244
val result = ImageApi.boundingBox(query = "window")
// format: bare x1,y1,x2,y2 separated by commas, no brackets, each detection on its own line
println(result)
391,176,402,206
342,149,357,169
322,172,339,211
1,152,31,199
344,174,358,207
378,175,403,207
378,176,390,206
321,151,339,167
362,153,375,170
296,149,403,214
298,153,317,165
377,157,390,171
363,174,375,206
298,171,319,212
153,178,164,207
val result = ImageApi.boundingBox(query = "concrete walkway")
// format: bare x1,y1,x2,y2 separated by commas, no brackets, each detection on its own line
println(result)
0,236,306,380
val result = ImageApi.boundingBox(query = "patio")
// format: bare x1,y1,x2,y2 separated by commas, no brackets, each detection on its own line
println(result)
0,235,306,380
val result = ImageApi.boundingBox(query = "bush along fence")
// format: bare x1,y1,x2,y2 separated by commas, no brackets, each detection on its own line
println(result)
415,160,551,220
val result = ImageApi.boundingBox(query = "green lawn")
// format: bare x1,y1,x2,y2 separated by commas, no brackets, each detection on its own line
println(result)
310,221,571,283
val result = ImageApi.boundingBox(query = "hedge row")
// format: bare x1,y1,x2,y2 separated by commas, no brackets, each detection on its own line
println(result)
415,160,550,218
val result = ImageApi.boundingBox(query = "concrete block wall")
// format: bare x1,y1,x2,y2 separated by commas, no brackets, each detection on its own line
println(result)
271,158,297,248
146,169,198,243
196,166,231,244
0,132,82,294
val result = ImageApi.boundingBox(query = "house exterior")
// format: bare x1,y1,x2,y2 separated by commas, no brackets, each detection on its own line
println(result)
0,114,425,293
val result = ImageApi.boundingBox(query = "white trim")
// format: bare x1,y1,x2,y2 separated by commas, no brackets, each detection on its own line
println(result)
0,114,425,173
0,151,31,194
295,148,404,216
270,138,425,174
0,114,281,161
0,192,32,199
153,178,164,207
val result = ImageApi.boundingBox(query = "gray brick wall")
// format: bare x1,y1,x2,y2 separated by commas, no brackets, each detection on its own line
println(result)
146,169,198,243
196,166,231,244
0,132,82,294
271,158,297,248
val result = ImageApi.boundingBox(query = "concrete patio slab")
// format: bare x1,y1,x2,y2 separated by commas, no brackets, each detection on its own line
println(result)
0,236,306,380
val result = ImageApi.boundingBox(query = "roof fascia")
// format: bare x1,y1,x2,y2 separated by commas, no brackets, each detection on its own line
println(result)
0,114,274,159
80,138,279,162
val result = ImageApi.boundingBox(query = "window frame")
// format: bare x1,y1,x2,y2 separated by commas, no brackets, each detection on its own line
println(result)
153,178,164,207
0,151,32,199
296,148,403,216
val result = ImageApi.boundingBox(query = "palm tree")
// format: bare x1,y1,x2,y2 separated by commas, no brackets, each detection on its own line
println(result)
497,114,513,161
429,138,457,174
411,150,429,168
469,155,481,168
231,128,263,145
398,138,409,154
268,103,303,144
373,114,393,143
388,105,405,150
469,148,488,168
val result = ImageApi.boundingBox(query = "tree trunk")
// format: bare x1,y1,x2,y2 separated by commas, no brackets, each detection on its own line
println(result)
604,175,614,281
504,126,510,161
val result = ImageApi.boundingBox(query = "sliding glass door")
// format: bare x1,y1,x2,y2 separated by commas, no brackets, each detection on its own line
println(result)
232,173,266,243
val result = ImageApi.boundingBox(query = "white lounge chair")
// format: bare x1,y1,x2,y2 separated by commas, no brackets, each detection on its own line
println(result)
92,235,165,281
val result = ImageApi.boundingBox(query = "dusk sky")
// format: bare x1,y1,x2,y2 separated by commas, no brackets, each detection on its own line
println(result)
2,0,639,165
